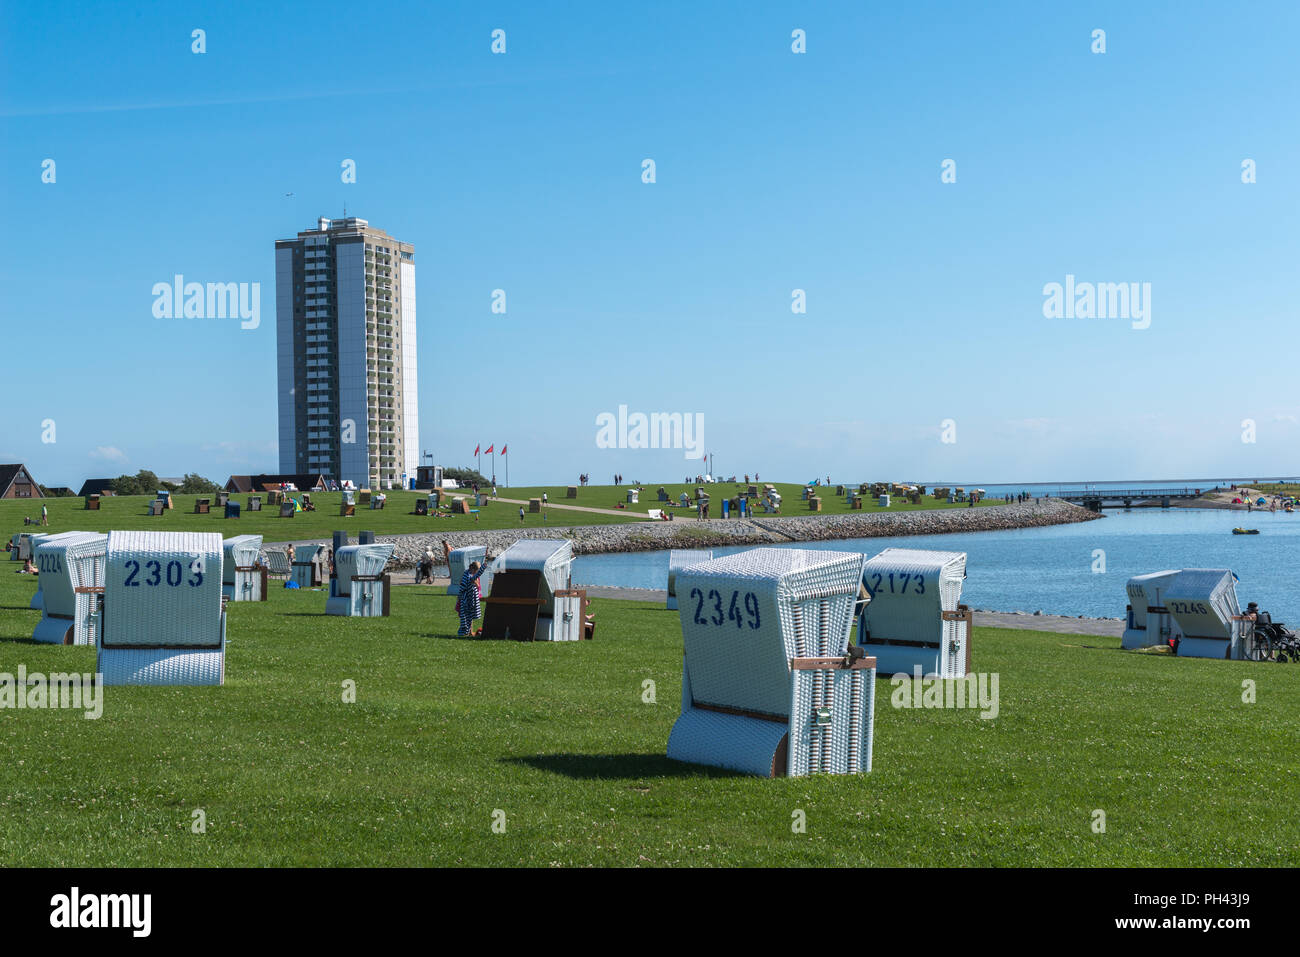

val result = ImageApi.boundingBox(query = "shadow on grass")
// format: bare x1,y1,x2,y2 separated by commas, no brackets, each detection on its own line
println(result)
0,636,39,645
503,753,740,780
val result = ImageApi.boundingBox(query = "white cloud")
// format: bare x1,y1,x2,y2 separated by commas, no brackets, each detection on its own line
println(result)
200,440,277,464
89,446,128,463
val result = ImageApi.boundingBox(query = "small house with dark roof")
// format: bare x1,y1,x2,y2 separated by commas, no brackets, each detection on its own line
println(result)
77,478,118,497
225,473,330,493
0,464,45,499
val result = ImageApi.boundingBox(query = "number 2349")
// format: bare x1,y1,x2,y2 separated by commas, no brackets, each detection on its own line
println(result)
689,588,760,629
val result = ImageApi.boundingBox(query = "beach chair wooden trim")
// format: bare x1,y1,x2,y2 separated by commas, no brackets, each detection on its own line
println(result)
693,701,787,724
790,655,877,670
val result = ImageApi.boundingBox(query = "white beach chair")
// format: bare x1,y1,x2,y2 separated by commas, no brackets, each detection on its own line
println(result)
858,548,970,678
666,549,713,610
26,532,60,608
326,543,395,617
264,549,292,580
1164,569,1241,659
446,545,492,595
97,530,226,685
32,532,108,645
222,535,266,601
667,547,874,777
481,539,576,641
290,543,324,588
1122,570,1185,649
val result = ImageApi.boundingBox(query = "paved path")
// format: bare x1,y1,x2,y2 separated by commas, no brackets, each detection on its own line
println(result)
970,611,1123,637
487,495,656,519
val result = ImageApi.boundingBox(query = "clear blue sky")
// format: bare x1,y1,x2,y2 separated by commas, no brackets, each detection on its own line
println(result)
2,1,1297,489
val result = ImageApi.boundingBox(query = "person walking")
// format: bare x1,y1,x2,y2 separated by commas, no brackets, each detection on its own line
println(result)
417,547,436,584
456,560,489,636
40,503,48,526
519,505,525,523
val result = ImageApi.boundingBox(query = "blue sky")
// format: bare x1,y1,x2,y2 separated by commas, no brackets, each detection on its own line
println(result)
2,1,1298,488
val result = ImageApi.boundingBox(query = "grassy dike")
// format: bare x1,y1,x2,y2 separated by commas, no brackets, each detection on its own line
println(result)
0,488,647,542
0,567,1294,866
2,483,1019,563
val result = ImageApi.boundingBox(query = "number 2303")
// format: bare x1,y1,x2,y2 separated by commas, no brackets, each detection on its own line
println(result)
689,588,760,629
123,559,203,588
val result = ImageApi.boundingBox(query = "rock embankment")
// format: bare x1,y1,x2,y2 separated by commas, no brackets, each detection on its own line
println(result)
268,499,1100,569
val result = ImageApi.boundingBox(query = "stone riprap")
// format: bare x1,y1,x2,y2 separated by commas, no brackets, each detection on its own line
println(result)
265,498,1100,569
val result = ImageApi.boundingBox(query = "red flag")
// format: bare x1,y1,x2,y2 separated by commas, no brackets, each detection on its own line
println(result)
485,445,494,454
501,445,507,455
474,444,480,456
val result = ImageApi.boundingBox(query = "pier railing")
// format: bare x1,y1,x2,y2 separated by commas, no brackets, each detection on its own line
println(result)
1053,488,1203,500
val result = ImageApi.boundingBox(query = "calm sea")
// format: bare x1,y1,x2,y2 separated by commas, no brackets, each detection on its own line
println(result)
572,505,1300,622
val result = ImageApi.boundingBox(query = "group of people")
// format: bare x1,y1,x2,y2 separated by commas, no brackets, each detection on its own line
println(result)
15,505,50,527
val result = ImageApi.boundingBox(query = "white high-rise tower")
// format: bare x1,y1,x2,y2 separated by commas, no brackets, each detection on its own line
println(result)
275,217,419,489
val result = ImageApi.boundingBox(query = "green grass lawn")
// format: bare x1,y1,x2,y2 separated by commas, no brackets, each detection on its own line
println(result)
497,481,1006,518
1,565,1295,866
0,489,647,546
1253,483,1300,498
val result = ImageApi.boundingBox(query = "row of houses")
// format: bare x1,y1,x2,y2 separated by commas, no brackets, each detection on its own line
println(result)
0,465,340,501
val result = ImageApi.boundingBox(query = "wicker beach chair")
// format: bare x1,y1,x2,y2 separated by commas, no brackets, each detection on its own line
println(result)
666,549,713,610
24,533,57,607
858,548,971,678
290,543,325,588
667,547,874,777
97,530,226,685
445,545,493,595
31,532,107,645
26,533,79,616
1122,570,1184,650
264,549,292,580
326,543,395,617
481,539,576,641
222,535,267,601
1163,569,1241,659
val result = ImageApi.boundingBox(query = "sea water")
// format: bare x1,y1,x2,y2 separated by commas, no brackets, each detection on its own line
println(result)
572,506,1300,621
